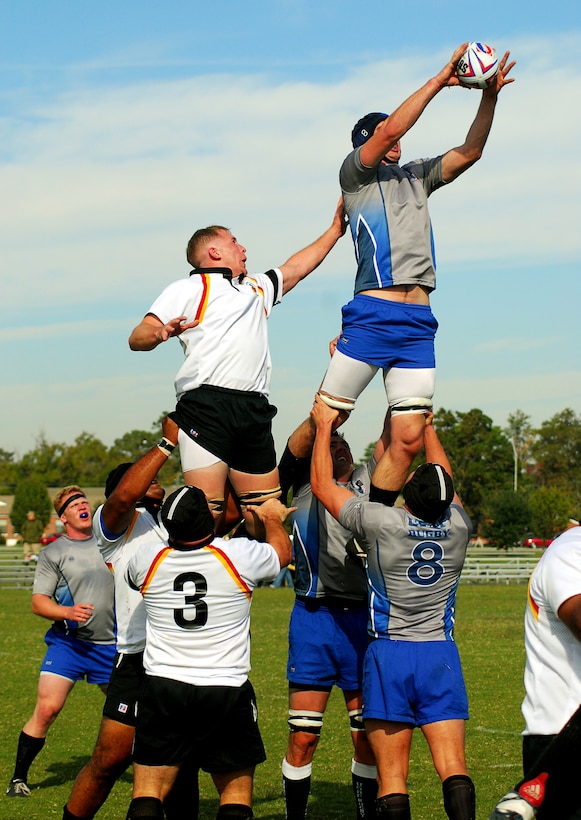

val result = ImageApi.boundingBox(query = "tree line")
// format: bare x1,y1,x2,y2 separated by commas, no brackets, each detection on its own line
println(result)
4,407,581,546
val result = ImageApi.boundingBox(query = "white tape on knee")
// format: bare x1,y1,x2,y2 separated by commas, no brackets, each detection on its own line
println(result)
288,709,324,735
390,398,433,415
348,708,365,732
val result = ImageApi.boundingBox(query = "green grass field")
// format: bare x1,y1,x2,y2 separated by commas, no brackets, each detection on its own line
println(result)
0,584,527,819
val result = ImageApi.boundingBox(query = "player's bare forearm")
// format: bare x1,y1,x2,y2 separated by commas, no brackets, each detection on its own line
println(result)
423,421,453,476
288,418,316,459
129,315,198,350
360,44,468,167
32,594,94,624
102,420,178,532
310,396,352,518
247,500,296,567
442,51,515,182
266,521,293,568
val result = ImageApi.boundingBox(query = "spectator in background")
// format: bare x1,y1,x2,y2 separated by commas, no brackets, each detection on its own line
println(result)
21,510,44,563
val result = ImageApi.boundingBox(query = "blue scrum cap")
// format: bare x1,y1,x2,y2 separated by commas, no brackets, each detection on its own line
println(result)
351,112,389,148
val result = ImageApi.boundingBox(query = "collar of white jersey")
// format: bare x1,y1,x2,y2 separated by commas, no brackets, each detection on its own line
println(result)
190,266,245,284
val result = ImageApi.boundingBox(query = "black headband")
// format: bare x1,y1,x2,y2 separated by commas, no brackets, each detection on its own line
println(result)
58,493,86,517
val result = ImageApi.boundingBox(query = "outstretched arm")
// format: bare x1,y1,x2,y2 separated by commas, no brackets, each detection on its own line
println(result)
310,395,354,519
359,43,468,168
441,50,516,182
423,417,462,506
100,416,179,535
129,314,199,351
279,198,347,296
279,409,350,501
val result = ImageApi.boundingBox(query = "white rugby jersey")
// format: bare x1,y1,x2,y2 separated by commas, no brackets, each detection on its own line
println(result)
126,536,280,686
148,269,282,399
94,505,167,655
522,527,581,735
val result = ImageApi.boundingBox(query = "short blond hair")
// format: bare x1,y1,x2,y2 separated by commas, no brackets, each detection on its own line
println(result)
186,225,229,267
53,485,85,515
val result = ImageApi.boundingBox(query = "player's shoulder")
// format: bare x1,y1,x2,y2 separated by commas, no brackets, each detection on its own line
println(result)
246,268,281,289
127,540,169,577
211,536,273,558
350,463,371,495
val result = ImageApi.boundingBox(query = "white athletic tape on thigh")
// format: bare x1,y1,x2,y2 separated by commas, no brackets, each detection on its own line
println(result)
318,393,355,411
390,397,433,415
238,487,281,507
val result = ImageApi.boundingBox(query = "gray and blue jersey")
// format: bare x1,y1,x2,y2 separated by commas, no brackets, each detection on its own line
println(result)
339,499,471,641
340,149,445,294
285,460,372,602
33,533,115,644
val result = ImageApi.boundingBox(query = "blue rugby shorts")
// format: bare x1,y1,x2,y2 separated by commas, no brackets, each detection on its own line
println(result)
362,639,468,726
336,293,438,369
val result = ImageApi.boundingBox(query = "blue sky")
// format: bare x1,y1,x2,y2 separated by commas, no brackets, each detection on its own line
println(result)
0,0,579,464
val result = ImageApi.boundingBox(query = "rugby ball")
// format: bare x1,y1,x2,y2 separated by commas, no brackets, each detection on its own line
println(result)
457,42,499,89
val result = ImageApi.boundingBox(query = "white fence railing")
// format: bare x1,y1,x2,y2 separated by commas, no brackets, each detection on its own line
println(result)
0,548,36,589
460,551,540,584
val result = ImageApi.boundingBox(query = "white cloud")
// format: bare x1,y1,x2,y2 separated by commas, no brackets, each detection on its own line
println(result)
0,32,579,308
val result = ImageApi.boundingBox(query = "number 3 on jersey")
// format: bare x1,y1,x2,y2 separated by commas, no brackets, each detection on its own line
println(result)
174,571,208,628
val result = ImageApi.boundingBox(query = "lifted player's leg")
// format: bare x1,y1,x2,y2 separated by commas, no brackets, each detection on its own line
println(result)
318,349,378,412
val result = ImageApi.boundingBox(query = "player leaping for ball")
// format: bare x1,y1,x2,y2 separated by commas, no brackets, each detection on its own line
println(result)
317,42,515,501
129,201,347,537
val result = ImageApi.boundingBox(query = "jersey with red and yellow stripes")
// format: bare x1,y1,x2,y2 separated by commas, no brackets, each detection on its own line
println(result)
126,536,279,686
147,269,282,400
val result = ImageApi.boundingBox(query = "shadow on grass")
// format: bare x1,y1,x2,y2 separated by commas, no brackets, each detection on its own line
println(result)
30,755,132,791
250,780,357,820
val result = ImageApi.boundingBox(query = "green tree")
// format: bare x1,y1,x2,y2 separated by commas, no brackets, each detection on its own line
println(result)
504,410,535,492
482,489,532,550
109,429,158,464
11,477,52,533
432,408,513,530
529,486,574,538
533,409,581,501
59,433,112,486
357,408,513,530
0,448,18,493
107,415,181,488
18,434,67,486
